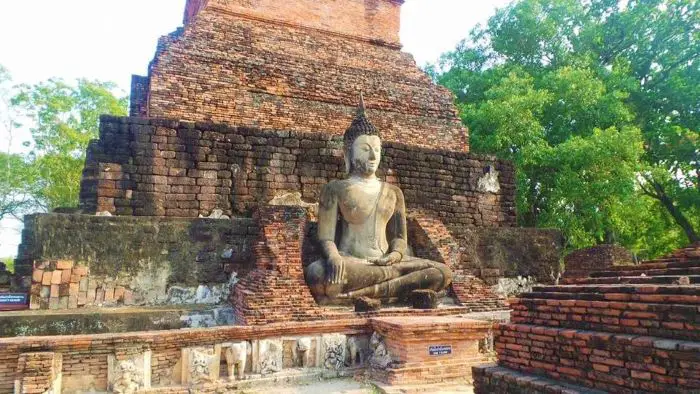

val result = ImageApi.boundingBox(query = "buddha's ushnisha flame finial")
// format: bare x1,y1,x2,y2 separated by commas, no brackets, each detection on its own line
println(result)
358,91,366,114
344,92,379,149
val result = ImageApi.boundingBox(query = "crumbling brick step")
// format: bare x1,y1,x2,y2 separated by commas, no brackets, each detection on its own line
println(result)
494,323,700,392
521,285,700,305
473,364,607,394
588,258,699,273
460,302,509,312
591,266,700,277
521,291,700,305
532,284,700,295
561,275,700,285
509,297,700,341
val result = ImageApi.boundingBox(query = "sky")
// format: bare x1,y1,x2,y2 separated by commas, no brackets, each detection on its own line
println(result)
0,0,512,257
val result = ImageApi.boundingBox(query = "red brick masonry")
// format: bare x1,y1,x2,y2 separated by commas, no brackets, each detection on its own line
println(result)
372,316,492,385
14,352,62,394
0,315,494,393
135,0,468,151
232,206,324,325
80,117,514,223
474,244,700,393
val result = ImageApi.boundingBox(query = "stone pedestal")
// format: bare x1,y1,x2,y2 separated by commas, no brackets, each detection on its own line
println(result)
369,316,492,386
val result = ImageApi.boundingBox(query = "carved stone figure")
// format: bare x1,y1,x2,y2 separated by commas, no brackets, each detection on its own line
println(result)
259,340,283,375
224,341,251,381
477,165,501,193
112,360,141,394
305,97,453,304
368,332,392,370
293,338,312,368
108,349,151,394
188,349,215,386
322,334,347,370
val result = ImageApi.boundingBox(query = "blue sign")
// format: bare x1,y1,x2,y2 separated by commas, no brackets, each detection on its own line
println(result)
0,293,29,310
428,345,452,356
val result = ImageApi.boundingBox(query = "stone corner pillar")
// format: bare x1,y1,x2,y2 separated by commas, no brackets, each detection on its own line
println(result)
232,205,323,325
15,352,62,394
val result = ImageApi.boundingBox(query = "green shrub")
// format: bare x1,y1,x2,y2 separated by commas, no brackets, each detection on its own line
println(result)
1,257,14,273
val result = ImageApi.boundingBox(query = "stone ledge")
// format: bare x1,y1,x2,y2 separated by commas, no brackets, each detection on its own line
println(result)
473,364,606,394
0,305,233,338
371,316,492,340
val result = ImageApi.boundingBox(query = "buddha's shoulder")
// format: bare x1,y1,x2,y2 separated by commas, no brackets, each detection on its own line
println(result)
320,179,350,197
384,182,405,198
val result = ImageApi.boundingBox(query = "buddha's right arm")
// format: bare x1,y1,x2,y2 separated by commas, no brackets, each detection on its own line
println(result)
318,183,345,284
317,183,341,260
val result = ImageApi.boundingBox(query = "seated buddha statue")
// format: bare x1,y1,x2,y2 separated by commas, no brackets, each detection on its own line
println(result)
305,98,453,305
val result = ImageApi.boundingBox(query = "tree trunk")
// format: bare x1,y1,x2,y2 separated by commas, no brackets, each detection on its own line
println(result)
652,180,699,244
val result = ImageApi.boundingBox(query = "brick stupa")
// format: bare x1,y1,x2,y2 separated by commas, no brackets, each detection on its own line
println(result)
0,2,573,393
131,0,469,152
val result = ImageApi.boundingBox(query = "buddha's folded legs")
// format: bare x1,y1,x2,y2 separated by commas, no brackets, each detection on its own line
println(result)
304,257,452,304
339,258,452,299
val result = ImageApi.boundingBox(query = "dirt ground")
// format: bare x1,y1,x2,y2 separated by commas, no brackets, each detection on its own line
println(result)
243,378,476,394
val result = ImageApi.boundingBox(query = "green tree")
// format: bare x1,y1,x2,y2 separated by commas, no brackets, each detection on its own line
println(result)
11,77,128,211
0,65,38,221
432,0,698,256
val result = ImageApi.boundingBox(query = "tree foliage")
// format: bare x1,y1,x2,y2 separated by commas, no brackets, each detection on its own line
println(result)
1,66,128,216
0,65,38,221
431,0,699,257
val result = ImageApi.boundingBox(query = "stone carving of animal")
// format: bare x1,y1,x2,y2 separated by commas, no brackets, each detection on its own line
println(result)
224,341,251,380
346,336,367,366
293,338,312,367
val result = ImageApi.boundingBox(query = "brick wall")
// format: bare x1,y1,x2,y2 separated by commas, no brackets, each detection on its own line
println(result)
371,317,492,385
452,227,564,285
406,211,507,311
14,352,62,394
563,244,634,279
477,249,700,393
130,75,149,118
183,0,207,25
494,323,700,392
232,206,323,325
136,0,467,152
0,319,368,393
80,116,513,226
14,214,256,300
510,292,700,341
198,0,404,45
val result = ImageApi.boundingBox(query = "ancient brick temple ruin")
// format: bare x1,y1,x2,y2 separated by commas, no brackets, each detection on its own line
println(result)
2,0,651,392
474,243,700,393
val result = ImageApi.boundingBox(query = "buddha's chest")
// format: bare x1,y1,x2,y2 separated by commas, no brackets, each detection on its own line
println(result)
338,184,396,224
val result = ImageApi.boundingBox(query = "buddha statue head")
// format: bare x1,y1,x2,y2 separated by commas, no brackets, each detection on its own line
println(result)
343,95,381,177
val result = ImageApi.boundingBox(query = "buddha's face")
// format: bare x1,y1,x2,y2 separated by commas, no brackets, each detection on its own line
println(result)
349,134,381,177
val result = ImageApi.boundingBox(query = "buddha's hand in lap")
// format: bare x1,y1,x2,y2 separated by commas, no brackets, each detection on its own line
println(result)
368,251,402,267
326,254,346,284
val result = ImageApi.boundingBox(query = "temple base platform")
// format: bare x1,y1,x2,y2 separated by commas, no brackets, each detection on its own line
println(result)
1,312,501,393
